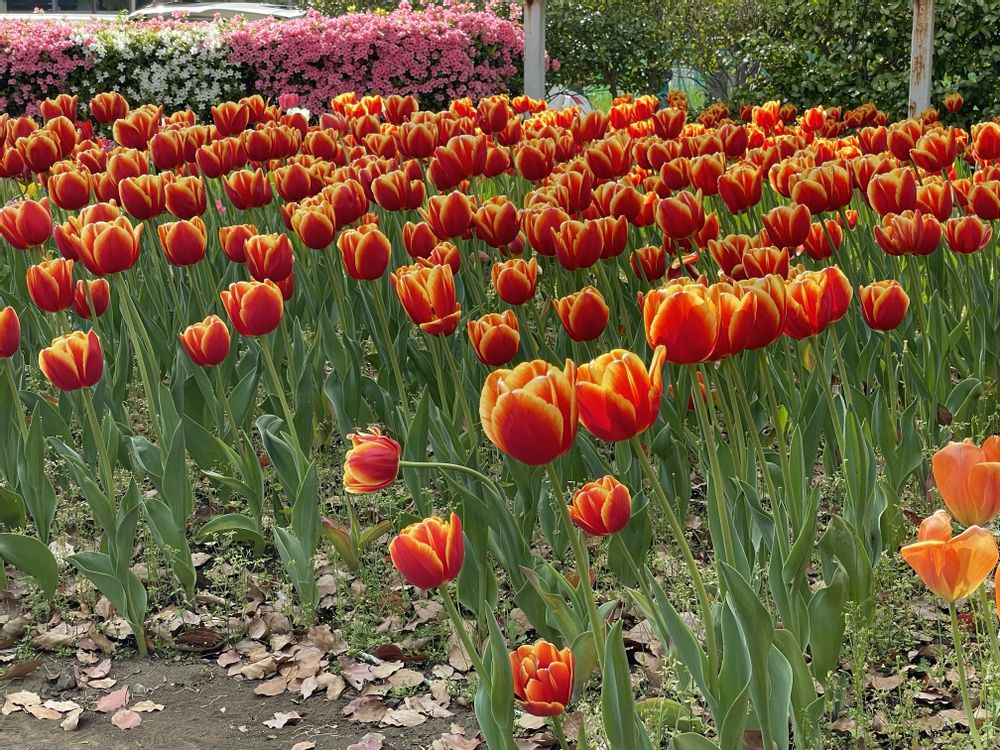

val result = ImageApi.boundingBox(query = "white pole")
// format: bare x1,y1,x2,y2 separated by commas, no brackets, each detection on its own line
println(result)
523,0,546,100
907,0,934,117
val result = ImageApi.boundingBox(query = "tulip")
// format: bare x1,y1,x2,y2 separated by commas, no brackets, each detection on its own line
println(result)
0,199,52,249
71,279,111,319
402,221,437,259
554,287,609,342
931,438,1000,527
910,128,958,174
218,224,258,264
89,91,129,125
552,219,602,271
211,100,250,137
733,246,789,281
245,233,294,282
179,315,231,367
26,258,74,313
164,175,207,220
510,641,574,717
273,163,316,203
718,163,764,213
474,197,520,248
858,280,909,331
389,512,464,589
291,203,338,250
429,241,461,274
467,311,520,366
568,476,632,536
802,219,843,260
738,275,787,350
576,347,666,442
344,427,402,494
972,122,1000,162
944,216,993,255
630,245,667,282
38,330,103,391
514,139,556,182
586,135,633,180
655,190,706,239
153,216,206,268
0,307,21,359
338,224,392,281
224,168,273,211
873,211,941,256
521,206,569,257
761,203,811,249
419,191,474,240
919,509,953,542
16,130,61,173
866,168,917,217
119,174,166,221
942,93,964,114
480,359,578,466
113,106,161,149
47,169,92,211
220,280,284,337
372,170,426,212
783,267,852,339
78,217,143,276
901,525,998,602
642,280,720,364
489,257,539,310
391,263,462,336
968,181,1000,221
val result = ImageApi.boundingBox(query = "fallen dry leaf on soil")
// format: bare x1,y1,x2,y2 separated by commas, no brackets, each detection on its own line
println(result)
0,658,42,681
60,708,82,731
254,676,287,696
96,685,130,713
291,743,317,750
111,708,142,730
43,699,81,713
131,700,164,712
5,690,41,707
347,733,386,750
262,710,301,729
26,704,63,720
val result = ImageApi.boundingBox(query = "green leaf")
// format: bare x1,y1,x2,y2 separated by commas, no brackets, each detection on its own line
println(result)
0,533,59,598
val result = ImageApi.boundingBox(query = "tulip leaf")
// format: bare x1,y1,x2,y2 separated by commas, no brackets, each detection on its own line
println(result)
0,533,59,598
671,734,721,750
601,619,654,750
0,487,26,530
197,512,265,546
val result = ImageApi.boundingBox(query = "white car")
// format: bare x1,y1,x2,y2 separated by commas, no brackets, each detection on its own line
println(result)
128,1,303,19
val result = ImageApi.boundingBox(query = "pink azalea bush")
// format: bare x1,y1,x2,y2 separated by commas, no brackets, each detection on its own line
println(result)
0,2,523,116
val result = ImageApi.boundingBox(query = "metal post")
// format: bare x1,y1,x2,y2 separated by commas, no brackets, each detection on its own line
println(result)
908,0,935,117
523,0,546,100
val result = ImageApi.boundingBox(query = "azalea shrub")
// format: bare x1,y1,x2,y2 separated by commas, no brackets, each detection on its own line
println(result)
4,87,1000,749
0,4,522,117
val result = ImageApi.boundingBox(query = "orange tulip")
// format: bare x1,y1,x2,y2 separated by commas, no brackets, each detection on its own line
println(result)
972,122,1000,162
391,263,462,336
492,258,540,305
149,129,186,171
630,244,668,282
514,138,556,182
568,476,632,536
554,286,610,343
521,206,569,257
343,427,402,494
71,278,111,319
919,509,953,542
866,168,917,217
372,170,426,212
0,307,21,358
429,241,461,274
164,175,207,220
78,217,143,276
802,219,843,260
389,512,464,589
910,129,958,174
158,217,207,267
220,280,284,337
16,130,61,173
26,258,74,313
932,438,1000,526
942,93,964,114
467,311,520,366
576,347,666,441
737,275,787,350
47,169,92,211
179,315,231,367
211,100,250,137
968,181,1000,221
510,641,574,717
944,216,993,255
112,106,160,149
480,359,577,465
915,180,954,222
552,219,602,271
783,267,852,339
224,168,273,210
762,204,811,249
474,197,520,249
291,202,338,250
419,191,474,240
218,224,258,264
655,190,706,239
402,221,437,259
859,280,909,331
641,280,719,364
89,91,129,125
0,198,52,249
119,174,166,221
38,330,103,391
718,163,764,213
901,525,998,602
245,233,294,282
338,224,391,281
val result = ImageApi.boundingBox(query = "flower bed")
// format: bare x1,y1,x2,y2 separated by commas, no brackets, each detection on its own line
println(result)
0,3,523,116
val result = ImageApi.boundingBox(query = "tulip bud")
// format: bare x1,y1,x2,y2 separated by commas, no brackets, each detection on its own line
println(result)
0,307,21,359
72,278,111,319
26,258,74,313
158,217,208,267
491,258,540,305
245,233,294,282
338,224,392,281
218,224,258,263
859,280,909,331
220,280,284,337
553,286,610,342
388,512,464,589
467,311,520,366
38,330,103,391
391,263,462,336
344,427,402,494
179,315,231,367
569,476,632,536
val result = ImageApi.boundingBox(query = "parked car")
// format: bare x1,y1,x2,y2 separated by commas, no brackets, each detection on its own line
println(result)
128,0,302,19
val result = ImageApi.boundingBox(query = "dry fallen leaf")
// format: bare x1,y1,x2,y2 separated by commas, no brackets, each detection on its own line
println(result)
262,710,301,729
343,695,388,723
81,659,113,680
111,708,142,730
382,707,427,727
96,685,130,713
347,732,386,750
43,699,82,713
5,690,41,707
88,678,117,689
60,708,83,732
27,704,63,721
291,743,317,750
0,658,42,681
131,700,164,713
254,676,287,697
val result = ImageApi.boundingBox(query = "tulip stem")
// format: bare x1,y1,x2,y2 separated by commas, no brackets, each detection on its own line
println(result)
546,462,606,670
4,360,27,441
399,459,505,504
882,333,899,429
977,585,1000,674
211,364,240,445
113,276,164,446
551,714,571,750
322,244,353,332
950,603,985,750
756,351,800,532
259,334,304,456
439,335,478,449
440,585,488,682
427,334,452,420
367,282,411,423
81,388,115,505
628,434,719,693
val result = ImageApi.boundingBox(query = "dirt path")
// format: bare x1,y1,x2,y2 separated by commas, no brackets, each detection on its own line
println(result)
0,656,475,750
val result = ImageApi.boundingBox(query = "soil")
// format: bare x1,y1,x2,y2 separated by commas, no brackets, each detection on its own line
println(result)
0,656,475,750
